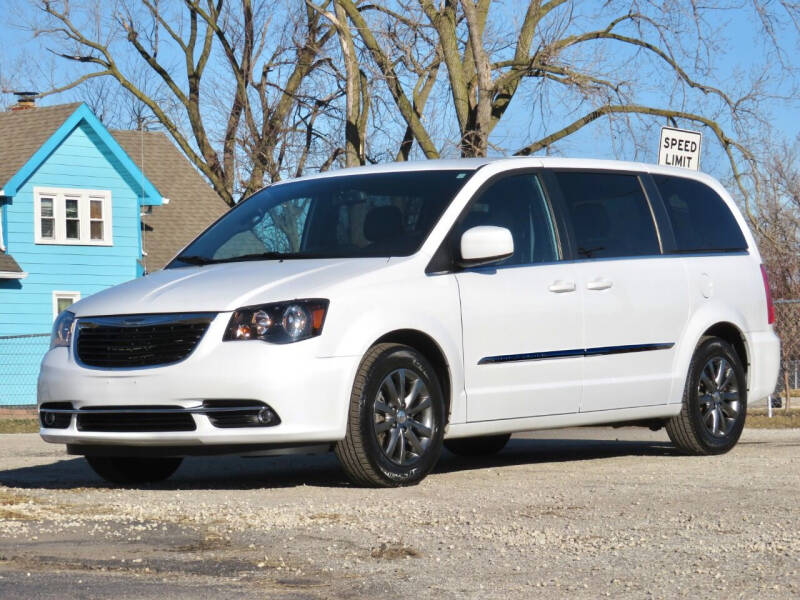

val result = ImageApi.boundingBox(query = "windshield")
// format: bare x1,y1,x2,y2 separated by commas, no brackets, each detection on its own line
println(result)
168,169,475,268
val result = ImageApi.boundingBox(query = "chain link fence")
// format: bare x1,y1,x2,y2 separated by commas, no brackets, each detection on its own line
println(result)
0,334,50,407
773,300,800,410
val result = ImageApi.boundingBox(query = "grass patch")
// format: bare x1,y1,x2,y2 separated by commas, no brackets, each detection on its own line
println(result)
308,512,342,522
370,542,421,560
0,419,38,434
0,508,33,521
0,490,37,521
747,408,800,429
0,490,34,505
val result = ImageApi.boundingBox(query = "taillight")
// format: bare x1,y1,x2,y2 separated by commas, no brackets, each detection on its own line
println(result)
760,264,775,325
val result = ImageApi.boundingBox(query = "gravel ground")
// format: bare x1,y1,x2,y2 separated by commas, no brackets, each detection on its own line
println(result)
0,427,798,599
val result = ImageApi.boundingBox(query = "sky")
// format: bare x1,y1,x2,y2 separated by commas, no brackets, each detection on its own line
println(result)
1,1,798,190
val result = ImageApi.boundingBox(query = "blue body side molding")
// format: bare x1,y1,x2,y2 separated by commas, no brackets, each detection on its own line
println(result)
479,343,675,365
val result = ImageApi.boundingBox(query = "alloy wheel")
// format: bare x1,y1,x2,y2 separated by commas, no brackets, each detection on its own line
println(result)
697,356,741,438
373,368,434,466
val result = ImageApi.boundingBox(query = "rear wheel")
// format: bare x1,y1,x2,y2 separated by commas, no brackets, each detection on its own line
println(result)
335,343,445,487
666,337,747,455
444,434,511,457
85,456,183,484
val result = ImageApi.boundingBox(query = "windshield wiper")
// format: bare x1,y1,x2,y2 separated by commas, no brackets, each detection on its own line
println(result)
210,252,296,264
175,254,214,266
176,251,324,266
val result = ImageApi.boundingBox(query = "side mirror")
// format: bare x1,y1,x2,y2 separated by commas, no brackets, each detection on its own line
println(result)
458,226,514,268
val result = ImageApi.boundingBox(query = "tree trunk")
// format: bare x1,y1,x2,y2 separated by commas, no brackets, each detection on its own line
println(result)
335,1,367,167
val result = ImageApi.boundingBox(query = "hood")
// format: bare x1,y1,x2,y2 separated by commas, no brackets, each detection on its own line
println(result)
70,258,392,317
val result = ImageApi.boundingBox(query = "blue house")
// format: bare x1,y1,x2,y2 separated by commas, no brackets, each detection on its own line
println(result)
0,100,165,405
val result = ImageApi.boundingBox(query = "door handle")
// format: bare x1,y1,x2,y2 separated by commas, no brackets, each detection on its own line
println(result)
587,278,613,291
548,280,576,293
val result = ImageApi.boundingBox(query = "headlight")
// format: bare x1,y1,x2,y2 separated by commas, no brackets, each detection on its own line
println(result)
223,299,329,344
50,310,76,349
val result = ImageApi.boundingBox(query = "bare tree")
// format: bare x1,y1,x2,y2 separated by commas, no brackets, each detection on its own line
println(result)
307,1,370,167
29,0,339,205
332,0,798,227
16,0,800,225
751,137,800,408
756,140,800,298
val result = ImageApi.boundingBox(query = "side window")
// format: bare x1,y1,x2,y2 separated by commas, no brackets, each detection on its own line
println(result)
457,174,558,266
554,171,660,259
653,175,747,253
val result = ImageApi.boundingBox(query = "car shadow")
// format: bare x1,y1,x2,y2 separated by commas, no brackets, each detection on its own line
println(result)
0,434,678,491
436,436,678,475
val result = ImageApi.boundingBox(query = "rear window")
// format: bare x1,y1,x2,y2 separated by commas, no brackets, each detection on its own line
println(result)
554,171,660,259
653,175,747,253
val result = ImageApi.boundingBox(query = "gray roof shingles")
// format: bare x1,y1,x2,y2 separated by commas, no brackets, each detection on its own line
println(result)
0,252,23,274
111,130,229,271
0,103,83,190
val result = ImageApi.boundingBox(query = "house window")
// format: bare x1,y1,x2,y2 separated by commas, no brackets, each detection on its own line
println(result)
90,198,104,240
40,196,55,239
65,197,80,239
34,188,112,245
53,291,81,319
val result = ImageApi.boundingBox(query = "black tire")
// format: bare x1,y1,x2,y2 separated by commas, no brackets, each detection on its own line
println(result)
666,337,747,455
444,434,511,457
335,343,446,487
85,456,183,484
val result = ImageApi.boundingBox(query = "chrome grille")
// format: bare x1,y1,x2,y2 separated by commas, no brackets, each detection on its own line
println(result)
76,313,215,368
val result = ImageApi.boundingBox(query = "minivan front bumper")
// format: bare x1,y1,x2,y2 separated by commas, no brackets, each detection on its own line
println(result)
37,313,359,448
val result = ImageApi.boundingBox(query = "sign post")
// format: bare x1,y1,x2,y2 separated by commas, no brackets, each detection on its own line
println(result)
658,126,702,170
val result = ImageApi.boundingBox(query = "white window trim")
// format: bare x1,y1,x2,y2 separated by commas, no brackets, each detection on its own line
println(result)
0,197,5,251
52,291,81,319
34,187,113,246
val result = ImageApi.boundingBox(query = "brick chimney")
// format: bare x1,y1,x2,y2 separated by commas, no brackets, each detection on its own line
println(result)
9,91,38,111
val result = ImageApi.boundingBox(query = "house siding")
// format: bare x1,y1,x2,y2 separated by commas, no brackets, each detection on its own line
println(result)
0,120,144,405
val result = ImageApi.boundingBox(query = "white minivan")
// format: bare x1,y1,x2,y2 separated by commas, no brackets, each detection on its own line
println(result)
38,158,780,487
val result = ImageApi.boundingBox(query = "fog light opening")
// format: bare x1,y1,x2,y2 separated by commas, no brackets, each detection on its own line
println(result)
257,407,276,425
202,400,281,428
39,403,73,429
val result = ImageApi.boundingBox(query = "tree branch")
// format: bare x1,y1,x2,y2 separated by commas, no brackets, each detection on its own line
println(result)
338,0,440,158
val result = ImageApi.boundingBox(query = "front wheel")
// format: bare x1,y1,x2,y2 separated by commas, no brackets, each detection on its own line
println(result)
666,337,747,455
85,456,183,484
335,343,445,487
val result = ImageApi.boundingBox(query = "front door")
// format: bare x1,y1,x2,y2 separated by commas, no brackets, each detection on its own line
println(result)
456,172,584,422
